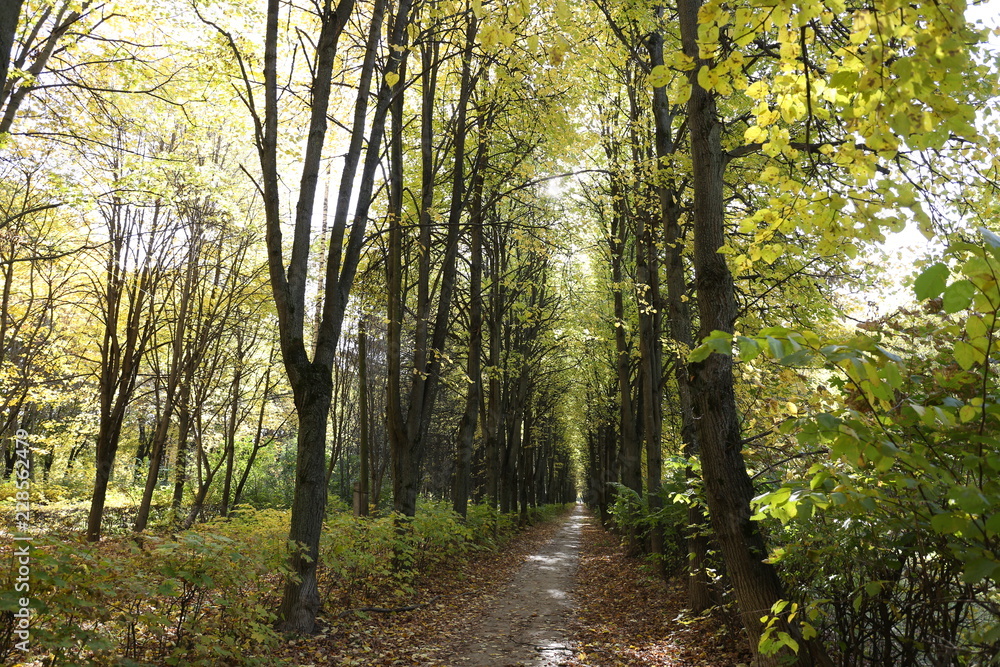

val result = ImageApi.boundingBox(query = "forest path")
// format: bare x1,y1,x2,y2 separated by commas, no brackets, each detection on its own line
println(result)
443,503,587,666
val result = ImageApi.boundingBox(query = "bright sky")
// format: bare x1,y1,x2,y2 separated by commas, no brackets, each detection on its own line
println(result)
857,0,1000,317
967,0,1000,32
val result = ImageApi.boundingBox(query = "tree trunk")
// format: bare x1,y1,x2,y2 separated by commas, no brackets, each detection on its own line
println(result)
220,359,243,517
357,321,370,517
637,199,665,575
171,383,192,513
87,416,122,542
247,0,412,633
277,366,333,629
0,0,23,101
677,0,827,661
647,24,713,610
453,125,486,518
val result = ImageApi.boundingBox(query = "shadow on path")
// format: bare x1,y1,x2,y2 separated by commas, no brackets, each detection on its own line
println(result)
447,504,588,666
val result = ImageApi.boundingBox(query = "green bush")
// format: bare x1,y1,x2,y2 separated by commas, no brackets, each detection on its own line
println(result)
607,462,693,575
0,500,566,664
0,508,292,666
746,236,1000,665
318,501,566,607
464,502,517,549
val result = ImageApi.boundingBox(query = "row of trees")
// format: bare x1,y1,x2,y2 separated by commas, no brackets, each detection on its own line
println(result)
2,0,582,634
574,0,999,663
3,0,999,663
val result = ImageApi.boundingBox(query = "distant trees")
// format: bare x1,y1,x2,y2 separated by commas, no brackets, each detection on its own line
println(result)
578,0,996,662
1,0,580,591
10,0,998,662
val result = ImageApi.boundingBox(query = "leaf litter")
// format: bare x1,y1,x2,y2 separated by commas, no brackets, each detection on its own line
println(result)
278,507,750,666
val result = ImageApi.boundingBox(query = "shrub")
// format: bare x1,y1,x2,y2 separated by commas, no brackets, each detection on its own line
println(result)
747,237,1000,665
0,508,293,666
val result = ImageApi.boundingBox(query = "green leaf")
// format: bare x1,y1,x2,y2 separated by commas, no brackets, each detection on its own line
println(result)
986,512,1000,536
736,335,761,361
706,330,734,355
943,279,975,313
914,262,948,300
931,511,965,535
966,315,988,340
691,331,733,362
953,340,979,370
779,349,814,366
688,343,713,363
816,413,840,432
962,557,999,584
949,486,988,514
766,336,784,359
881,362,903,389
959,404,979,422
874,345,902,363
776,632,799,654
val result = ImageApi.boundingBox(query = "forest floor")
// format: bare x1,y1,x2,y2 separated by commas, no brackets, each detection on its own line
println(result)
282,504,751,666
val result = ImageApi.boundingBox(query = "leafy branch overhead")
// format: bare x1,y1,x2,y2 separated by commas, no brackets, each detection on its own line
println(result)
1,0,999,663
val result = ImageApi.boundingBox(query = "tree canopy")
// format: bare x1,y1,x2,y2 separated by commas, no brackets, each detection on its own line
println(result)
2,0,1000,663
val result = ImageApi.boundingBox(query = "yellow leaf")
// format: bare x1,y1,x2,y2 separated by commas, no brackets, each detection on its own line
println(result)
697,65,715,91
676,81,692,104
746,80,769,99
745,125,768,143
384,71,399,87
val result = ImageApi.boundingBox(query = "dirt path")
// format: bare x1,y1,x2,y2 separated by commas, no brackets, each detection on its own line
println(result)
444,504,587,667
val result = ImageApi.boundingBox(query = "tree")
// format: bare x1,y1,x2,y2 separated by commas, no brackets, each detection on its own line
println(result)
202,0,416,631
0,0,23,98
385,6,479,518
674,0,991,659
83,130,178,541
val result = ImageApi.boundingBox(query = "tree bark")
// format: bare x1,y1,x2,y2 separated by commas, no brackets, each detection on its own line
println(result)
276,365,333,629
0,0,24,107
607,179,642,499
677,0,827,661
647,23,713,610
453,130,485,518
357,320,370,517
635,171,665,573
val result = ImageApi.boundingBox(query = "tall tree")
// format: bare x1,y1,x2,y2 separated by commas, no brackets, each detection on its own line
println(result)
202,0,415,631
386,8,479,518
677,0,829,661
84,158,176,541
0,0,23,98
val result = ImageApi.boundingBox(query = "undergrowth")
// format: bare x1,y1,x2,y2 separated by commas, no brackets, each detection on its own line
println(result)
0,501,565,666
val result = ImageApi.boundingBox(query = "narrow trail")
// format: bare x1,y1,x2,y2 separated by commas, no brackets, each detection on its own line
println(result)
444,504,587,666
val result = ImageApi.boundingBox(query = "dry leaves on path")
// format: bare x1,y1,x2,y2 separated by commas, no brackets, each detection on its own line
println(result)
566,520,752,667
277,515,570,666
276,510,751,667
